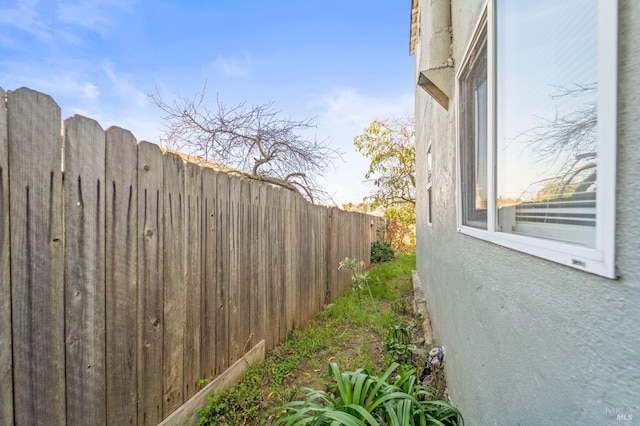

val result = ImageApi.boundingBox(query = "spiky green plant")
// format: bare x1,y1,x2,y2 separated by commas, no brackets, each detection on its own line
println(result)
272,362,463,426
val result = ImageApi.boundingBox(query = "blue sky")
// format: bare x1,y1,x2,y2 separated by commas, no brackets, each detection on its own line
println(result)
0,0,414,204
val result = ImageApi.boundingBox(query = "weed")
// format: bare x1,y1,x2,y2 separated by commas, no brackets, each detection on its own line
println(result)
384,323,418,368
391,299,413,315
338,257,375,308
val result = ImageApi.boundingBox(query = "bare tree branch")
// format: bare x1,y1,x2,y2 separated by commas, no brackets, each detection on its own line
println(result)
150,82,341,203
513,83,597,173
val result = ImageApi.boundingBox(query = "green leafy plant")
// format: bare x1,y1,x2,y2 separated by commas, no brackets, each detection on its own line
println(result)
339,257,375,307
371,239,395,263
273,362,463,426
384,323,417,367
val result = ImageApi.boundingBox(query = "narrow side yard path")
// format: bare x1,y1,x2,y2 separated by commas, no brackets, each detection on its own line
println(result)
195,252,450,425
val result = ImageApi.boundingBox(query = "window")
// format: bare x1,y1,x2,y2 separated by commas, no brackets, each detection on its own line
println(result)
456,1,617,278
426,142,433,226
458,22,488,229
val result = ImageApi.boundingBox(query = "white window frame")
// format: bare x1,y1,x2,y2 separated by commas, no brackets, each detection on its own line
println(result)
426,140,433,227
455,0,618,279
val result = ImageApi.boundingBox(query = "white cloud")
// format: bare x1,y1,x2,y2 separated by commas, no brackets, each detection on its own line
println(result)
0,0,52,44
56,0,132,34
4,70,99,102
103,62,149,108
312,87,413,132
214,55,252,78
308,87,414,205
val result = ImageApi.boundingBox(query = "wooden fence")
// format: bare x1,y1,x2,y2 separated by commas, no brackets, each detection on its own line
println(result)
0,87,385,425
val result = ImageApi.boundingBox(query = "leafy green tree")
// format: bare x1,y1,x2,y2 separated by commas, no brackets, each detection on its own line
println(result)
354,116,415,249
354,116,416,208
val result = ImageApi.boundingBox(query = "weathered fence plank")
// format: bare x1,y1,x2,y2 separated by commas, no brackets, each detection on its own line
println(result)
200,168,217,379
184,162,202,399
105,126,138,425
327,208,339,301
283,189,295,332
64,115,107,425
240,180,252,351
266,185,284,347
137,141,165,425
162,152,186,416
215,172,230,373
299,196,311,326
8,87,66,424
255,182,268,346
0,87,13,426
228,177,241,363
276,188,287,342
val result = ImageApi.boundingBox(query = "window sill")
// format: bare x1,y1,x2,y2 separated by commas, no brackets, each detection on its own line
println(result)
458,225,616,279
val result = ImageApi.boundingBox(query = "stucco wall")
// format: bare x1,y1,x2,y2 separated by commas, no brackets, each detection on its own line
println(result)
414,1,640,424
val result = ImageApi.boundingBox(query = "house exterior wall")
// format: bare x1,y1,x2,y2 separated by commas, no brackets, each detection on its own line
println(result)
414,1,640,424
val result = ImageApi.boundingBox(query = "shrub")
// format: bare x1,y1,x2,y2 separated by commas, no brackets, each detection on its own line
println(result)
371,239,395,263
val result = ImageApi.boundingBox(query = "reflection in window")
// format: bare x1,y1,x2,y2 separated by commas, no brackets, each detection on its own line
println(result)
459,26,488,229
495,0,598,247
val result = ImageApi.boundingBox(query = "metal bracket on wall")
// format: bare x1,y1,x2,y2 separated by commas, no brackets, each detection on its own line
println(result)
418,59,454,110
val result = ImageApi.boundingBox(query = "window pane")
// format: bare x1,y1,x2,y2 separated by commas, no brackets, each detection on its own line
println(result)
495,0,598,247
427,146,433,186
460,28,488,229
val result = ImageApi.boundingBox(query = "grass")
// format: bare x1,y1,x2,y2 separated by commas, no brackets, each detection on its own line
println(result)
197,252,432,425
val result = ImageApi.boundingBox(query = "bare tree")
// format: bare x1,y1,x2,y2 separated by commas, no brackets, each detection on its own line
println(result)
150,83,340,203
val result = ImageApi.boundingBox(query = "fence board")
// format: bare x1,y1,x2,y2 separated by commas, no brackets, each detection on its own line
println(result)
215,172,230,373
299,197,311,325
327,208,339,301
267,186,284,347
8,87,66,424
200,168,217,379
228,178,241,362
283,190,295,331
315,207,326,312
249,181,266,348
184,162,202,399
137,141,165,425
257,183,268,346
64,115,107,425
105,126,138,425
0,87,12,426
162,152,186,416
240,180,252,351
276,188,287,342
